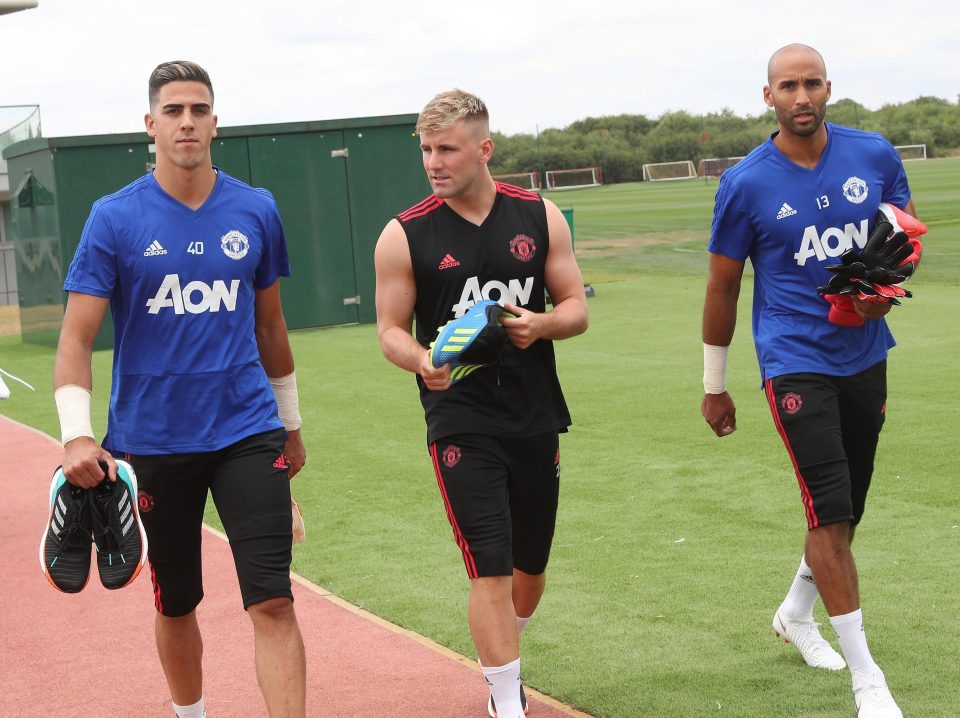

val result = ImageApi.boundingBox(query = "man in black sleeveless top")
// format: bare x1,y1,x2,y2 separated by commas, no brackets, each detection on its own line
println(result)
375,89,588,717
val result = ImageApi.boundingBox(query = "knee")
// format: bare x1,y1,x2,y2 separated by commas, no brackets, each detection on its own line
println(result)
156,609,199,630
819,521,852,541
247,596,296,626
513,568,545,581
809,522,853,556
471,575,513,603
512,568,545,591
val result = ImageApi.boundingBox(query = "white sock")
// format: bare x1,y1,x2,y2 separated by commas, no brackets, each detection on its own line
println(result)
517,614,532,635
172,697,206,718
830,609,881,677
780,555,820,620
483,658,524,718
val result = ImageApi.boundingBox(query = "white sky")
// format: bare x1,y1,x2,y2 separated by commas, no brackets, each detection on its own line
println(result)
1,0,957,139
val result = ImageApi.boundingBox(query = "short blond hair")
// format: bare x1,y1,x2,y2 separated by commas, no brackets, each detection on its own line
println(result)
416,89,489,135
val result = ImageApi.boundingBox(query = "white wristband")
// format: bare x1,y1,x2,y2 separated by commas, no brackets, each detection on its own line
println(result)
269,372,302,431
54,385,95,445
703,343,729,394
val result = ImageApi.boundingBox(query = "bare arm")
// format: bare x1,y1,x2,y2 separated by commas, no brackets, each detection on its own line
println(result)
255,280,295,376
701,253,745,438
374,219,451,391
702,253,744,345
903,197,918,218
501,199,589,349
53,292,116,487
255,280,305,478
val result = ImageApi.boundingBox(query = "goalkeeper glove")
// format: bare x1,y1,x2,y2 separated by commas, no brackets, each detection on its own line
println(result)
876,201,925,277
824,295,863,328
851,280,911,305
824,221,912,286
818,203,927,322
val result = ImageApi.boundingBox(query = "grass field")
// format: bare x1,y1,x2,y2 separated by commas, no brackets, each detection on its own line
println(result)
1,158,958,717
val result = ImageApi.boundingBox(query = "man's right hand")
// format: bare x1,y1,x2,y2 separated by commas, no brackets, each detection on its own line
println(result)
62,437,116,488
702,392,737,437
419,349,452,392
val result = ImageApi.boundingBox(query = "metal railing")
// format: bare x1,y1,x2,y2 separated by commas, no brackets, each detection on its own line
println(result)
0,105,41,150
0,242,17,306
0,106,40,311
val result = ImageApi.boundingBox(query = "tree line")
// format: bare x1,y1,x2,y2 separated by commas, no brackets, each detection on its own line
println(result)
488,96,960,184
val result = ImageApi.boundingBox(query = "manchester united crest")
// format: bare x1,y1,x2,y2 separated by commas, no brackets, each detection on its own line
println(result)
509,234,536,262
781,392,803,415
442,445,461,468
221,229,250,260
842,176,868,204
138,490,155,513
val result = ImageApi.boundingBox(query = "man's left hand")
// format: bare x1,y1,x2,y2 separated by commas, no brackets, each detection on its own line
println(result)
500,303,541,349
284,429,306,479
852,296,893,320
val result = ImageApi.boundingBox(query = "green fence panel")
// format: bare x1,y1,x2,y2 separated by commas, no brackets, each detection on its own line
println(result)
4,114,425,347
342,122,428,323
249,131,359,329
211,138,251,184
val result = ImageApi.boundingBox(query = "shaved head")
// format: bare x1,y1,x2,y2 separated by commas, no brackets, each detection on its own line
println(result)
763,43,832,142
768,44,827,84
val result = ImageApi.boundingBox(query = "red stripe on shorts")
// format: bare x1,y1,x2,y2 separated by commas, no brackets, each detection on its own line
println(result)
765,379,819,529
149,561,163,613
429,442,479,578
135,453,164,611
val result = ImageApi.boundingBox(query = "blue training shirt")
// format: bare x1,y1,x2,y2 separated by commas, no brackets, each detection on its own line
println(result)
708,123,911,381
64,169,290,454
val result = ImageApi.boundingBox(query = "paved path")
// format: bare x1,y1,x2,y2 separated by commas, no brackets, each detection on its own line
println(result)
0,416,591,718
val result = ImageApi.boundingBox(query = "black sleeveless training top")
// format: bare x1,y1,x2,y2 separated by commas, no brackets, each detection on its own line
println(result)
396,182,572,444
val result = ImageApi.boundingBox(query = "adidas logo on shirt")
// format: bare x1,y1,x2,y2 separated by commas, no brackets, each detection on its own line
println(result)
438,254,461,270
144,240,168,257
776,203,798,220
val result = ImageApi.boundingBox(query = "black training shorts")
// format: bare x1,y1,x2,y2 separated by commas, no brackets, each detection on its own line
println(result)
128,428,293,617
429,432,561,578
765,361,887,529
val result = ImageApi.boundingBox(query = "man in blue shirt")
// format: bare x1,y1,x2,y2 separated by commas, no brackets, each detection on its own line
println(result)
53,61,307,718
701,44,917,718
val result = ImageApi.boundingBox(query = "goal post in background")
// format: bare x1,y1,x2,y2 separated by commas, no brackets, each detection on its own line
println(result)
894,144,927,161
492,171,542,191
544,167,603,190
642,161,696,181
697,156,745,178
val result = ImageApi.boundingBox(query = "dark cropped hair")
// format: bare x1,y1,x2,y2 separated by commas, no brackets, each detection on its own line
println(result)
148,61,214,109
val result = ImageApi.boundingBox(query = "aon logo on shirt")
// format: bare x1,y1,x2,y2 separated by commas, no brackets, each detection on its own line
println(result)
146,274,240,314
452,276,534,317
794,220,869,266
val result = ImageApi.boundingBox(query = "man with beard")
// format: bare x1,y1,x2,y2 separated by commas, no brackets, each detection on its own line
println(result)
700,44,918,717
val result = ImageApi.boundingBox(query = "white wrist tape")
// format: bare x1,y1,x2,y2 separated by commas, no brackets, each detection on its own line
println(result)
703,343,729,394
269,372,302,431
54,385,95,445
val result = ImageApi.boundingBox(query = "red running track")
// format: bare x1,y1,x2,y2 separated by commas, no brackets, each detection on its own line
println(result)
0,416,592,718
